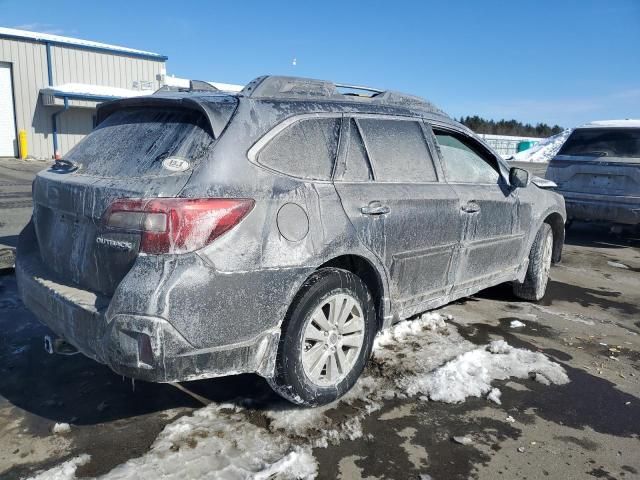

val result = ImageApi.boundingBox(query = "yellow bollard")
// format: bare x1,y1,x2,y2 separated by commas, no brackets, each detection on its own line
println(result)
18,129,28,159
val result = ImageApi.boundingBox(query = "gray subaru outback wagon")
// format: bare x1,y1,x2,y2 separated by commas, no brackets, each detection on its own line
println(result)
16,76,566,406
545,120,640,228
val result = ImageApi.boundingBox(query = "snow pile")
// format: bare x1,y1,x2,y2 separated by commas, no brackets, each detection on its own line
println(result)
372,316,568,403
29,313,569,480
487,387,502,405
510,320,526,328
163,75,243,93
607,261,629,270
412,340,568,402
372,313,477,396
52,422,71,435
41,83,153,99
511,129,572,163
29,455,90,480
96,404,315,480
264,375,383,448
267,312,568,447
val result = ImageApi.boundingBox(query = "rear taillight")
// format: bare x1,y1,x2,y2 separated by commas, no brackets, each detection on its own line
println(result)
102,198,254,254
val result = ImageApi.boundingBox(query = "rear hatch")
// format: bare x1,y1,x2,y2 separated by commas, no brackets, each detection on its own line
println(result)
32,94,237,296
546,127,640,196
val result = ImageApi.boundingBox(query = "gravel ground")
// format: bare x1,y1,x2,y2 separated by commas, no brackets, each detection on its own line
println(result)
0,158,638,480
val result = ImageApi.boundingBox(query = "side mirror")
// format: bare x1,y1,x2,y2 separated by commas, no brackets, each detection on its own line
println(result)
509,167,530,188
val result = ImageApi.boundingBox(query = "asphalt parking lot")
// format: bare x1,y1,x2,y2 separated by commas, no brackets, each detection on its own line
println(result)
0,159,638,479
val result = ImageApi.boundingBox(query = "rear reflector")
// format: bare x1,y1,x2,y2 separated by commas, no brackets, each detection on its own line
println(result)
103,198,254,254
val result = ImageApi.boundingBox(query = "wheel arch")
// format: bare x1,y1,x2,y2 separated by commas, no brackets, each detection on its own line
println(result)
317,254,387,332
543,211,565,263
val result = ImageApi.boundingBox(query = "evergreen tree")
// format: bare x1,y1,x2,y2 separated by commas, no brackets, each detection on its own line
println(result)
458,116,563,137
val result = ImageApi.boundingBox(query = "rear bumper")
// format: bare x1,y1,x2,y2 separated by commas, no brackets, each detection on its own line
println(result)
15,223,279,382
561,193,640,225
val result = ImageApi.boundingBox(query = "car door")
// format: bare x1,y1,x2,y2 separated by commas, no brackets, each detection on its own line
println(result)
333,115,463,316
430,126,524,294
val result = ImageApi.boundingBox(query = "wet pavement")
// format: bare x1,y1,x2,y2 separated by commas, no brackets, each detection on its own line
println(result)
0,158,50,268
0,158,639,479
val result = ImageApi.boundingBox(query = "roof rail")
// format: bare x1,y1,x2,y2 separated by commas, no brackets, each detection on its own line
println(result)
240,75,448,116
241,76,337,98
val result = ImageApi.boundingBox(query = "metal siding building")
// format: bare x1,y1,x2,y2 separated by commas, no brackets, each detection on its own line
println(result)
0,28,167,159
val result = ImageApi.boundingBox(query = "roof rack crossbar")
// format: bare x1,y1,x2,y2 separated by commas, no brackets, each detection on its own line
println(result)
334,83,383,94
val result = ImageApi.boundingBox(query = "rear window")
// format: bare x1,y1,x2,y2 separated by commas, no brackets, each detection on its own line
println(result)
357,119,437,182
258,117,340,180
67,107,215,177
558,128,640,158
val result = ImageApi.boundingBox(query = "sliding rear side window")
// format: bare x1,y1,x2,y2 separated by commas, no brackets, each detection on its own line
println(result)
258,117,340,180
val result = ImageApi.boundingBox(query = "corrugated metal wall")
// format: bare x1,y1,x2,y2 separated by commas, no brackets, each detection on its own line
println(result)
0,38,50,158
56,108,95,155
0,36,165,159
49,44,163,91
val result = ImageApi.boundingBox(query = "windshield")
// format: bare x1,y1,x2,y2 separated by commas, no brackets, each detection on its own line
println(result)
66,107,215,177
558,128,640,158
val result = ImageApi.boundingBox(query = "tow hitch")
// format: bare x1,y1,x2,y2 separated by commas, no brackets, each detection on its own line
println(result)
44,335,78,355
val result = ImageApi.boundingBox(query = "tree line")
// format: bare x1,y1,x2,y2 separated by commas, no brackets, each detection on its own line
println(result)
458,115,564,138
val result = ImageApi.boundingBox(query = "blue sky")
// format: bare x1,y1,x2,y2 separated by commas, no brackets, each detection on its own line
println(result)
3,0,639,127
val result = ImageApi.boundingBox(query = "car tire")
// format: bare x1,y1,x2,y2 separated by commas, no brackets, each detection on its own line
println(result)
513,223,554,301
267,268,376,406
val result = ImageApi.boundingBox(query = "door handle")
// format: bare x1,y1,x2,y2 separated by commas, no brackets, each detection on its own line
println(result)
361,201,390,215
461,201,481,214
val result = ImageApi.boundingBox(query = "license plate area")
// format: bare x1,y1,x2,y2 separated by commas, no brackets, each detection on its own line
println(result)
589,175,615,188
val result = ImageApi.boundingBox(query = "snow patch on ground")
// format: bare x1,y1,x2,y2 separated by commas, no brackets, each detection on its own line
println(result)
510,320,526,328
29,455,90,480
487,387,502,405
95,404,316,479
607,261,629,270
29,313,568,480
511,129,572,163
415,340,568,402
52,423,71,435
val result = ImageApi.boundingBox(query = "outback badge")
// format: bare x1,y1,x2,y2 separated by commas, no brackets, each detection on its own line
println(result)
95,236,134,251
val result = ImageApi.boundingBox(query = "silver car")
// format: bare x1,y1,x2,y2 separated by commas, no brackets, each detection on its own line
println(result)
546,120,640,228
16,75,566,406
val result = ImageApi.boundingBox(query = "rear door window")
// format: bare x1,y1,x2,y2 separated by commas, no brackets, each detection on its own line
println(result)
69,107,215,178
558,128,640,158
357,118,437,182
434,130,500,184
258,117,340,180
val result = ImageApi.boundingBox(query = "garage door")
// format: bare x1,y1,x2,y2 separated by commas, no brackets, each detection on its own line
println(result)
0,63,17,157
